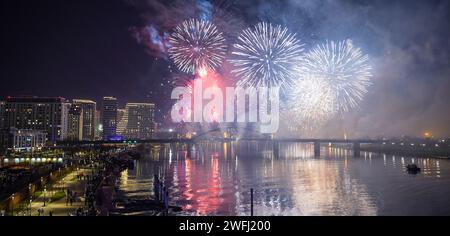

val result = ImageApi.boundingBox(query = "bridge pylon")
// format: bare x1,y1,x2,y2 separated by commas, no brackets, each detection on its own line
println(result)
353,142,361,157
314,141,321,157
273,141,280,158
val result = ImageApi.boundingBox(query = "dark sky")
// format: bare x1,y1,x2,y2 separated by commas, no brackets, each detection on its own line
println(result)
1,0,449,137
1,0,162,104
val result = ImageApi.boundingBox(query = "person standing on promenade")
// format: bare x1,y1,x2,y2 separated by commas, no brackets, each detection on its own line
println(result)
66,188,71,206
153,175,160,201
164,190,169,216
38,207,44,216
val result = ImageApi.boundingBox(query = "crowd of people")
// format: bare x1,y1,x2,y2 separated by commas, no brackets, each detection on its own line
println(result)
2,150,137,216
65,189,77,206
0,163,63,200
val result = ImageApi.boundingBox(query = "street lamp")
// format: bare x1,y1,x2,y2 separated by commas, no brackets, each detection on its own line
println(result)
29,198,32,216
43,187,47,206
11,194,15,216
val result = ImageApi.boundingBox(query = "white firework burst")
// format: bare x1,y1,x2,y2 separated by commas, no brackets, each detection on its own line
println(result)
298,39,372,113
283,74,337,131
169,19,227,74
229,22,304,89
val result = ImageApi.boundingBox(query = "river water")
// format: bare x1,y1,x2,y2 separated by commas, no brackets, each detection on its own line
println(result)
118,142,450,216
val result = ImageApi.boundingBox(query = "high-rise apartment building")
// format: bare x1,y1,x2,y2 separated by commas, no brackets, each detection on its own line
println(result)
101,97,118,140
116,108,127,136
124,103,155,140
73,99,96,141
0,101,5,129
94,110,102,140
67,103,83,141
4,97,68,142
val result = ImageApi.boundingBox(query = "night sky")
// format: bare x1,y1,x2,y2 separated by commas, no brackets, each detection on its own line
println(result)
1,0,449,137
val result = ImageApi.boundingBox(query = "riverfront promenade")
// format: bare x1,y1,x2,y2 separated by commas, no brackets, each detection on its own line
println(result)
16,169,90,216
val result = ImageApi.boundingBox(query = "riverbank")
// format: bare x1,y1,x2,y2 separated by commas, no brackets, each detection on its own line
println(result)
14,168,91,216
0,165,74,216
96,152,184,216
110,189,183,216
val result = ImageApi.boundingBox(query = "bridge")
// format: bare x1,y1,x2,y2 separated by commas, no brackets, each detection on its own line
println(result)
57,138,382,157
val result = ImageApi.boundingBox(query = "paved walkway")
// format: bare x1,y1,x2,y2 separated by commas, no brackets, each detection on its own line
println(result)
17,168,91,216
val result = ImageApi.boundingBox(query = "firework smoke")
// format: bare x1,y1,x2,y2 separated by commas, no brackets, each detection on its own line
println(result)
128,0,242,59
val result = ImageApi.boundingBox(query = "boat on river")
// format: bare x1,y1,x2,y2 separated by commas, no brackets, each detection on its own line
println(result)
406,164,421,173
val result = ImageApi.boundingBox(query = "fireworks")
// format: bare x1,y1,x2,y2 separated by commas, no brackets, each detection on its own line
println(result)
229,22,304,89
283,74,337,134
283,40,372,131
169,18,227,74
171,74,194,91
285,75,337,124
298,39,372,113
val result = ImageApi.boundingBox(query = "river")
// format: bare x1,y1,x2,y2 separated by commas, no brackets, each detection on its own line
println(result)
117,142,450,216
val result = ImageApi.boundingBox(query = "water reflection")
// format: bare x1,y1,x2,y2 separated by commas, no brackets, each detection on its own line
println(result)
118,142,450,216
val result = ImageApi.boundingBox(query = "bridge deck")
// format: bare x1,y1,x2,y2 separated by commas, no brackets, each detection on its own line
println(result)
58,138,382,145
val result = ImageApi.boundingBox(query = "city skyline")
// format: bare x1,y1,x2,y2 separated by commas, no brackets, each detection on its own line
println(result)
1,0,449,138
1,0,450,222
0,95,156,144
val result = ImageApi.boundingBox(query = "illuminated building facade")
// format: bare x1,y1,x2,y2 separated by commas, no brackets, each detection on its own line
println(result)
124,103,155,140
0,101,5,129
102,96,118,140
4,97,68,141
67,103,83,141
116,108,127,136
7,128,47,152
95,110,102,140
73,99,96,141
